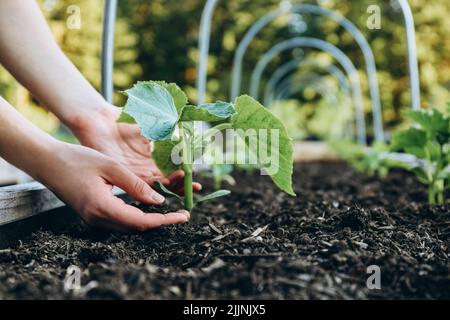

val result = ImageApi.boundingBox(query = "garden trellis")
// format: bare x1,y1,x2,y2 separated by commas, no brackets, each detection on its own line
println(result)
263,59,350,106
270,73,353,140
196,0,422,142
249,37,367,145
101,0,117,103
272,72,337,101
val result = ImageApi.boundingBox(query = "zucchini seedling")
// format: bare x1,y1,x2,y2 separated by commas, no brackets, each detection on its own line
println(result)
118,81,295,212
390,107,450,205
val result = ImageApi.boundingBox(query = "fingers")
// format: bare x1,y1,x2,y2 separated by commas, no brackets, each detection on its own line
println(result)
165,170,202,195
89,194,190,233
103,162,165,205
193,182,202,192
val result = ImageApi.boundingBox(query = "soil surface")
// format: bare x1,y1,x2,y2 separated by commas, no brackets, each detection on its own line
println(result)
0,162,449,300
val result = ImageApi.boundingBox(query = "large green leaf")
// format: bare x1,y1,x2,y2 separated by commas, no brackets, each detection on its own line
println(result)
152,140,181,176
118,81,188,124
180,101,235,122
121,82,179,141
147,81,188,114
231,95,295,196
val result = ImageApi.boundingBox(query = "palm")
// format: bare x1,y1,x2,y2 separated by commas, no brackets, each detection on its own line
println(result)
98,121,164,183
73,105,201,194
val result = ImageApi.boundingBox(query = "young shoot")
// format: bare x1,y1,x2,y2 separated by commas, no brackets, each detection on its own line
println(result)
118,81,295,212
200,144,236,190
390,107,450,205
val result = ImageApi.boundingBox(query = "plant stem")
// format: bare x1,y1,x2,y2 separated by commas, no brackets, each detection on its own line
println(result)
428,187,436,205
436,180,444,205
213,175,221,191
179,124,194,212
183,162,194,211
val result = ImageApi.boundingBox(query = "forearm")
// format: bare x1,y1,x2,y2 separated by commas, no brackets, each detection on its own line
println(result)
0,0,108,127
0,96,60,182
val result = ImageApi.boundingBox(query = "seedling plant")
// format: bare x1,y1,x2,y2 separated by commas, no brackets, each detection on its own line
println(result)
332,106,450,205
390,107,450,205
118,81,295,212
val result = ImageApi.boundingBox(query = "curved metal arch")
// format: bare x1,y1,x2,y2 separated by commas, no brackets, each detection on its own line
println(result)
228,3,383,141
398,0,421,110
273,74,338,102
247,37,366,145
197,0,421,135
101,0,118,103
196,1,382,141
279,84,335,102
272,74,356,141
196,0,218,106
264,59,350,106
270,72,337,101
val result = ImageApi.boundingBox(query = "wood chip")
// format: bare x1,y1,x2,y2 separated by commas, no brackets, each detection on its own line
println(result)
208,223,222,234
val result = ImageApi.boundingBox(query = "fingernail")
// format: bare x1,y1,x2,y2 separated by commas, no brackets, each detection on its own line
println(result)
151,192,165,204
176,210,190,220
177,213,189,222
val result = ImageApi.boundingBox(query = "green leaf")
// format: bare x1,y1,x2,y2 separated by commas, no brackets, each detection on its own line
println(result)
180,101,236,122
231,95,295,196
152,140,181,176
407,109,449,141
154,181,182,201
122,82,179,141
117,110,136,124
390,128,427,158
425,140,442,162
145,81,188,114
197,190,231,203
118,80,187,124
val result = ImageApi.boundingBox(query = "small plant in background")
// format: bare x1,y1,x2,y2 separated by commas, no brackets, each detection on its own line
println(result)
210,164,236,190
200,144,236,190
390,107,450,205
353,142,390,178
118,81,295,212
330,140,415,178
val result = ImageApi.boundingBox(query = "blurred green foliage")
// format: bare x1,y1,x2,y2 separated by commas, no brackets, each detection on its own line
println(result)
0,0,449,139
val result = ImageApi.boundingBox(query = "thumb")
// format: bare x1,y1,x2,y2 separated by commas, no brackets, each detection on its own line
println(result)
104,162,165,205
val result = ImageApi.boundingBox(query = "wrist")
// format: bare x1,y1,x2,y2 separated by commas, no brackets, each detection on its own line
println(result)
64,100,111,130
27,137,65,183
66,102,119,141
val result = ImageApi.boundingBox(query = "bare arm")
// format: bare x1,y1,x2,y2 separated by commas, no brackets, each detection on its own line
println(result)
0,96,189,232
0,0,105,125
0,0,202,193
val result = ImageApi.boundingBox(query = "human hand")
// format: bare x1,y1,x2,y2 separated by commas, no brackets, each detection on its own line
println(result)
69,104,202,194
38,141,190,232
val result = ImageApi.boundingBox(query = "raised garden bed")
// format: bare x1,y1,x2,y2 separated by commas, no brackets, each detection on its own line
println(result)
0,161,448,300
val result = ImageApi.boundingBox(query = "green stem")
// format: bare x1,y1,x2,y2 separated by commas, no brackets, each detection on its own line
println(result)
183,163,194,211
436,180,444,205
179,124,194,212
427,143,445,206
428,187,436,205
213,175,221,190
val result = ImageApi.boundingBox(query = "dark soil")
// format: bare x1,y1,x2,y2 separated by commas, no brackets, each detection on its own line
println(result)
0,162,449,300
